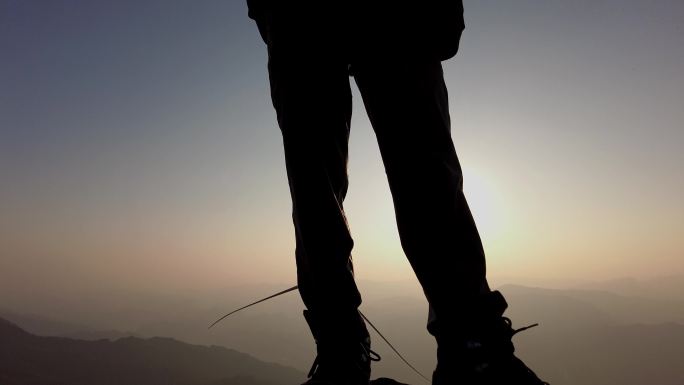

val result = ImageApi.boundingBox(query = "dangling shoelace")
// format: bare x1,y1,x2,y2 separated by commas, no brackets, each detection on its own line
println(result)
503,317,539,336
306,343,382,379
502,317,549,385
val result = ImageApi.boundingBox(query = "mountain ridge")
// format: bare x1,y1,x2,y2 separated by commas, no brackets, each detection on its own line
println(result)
0,317,304,385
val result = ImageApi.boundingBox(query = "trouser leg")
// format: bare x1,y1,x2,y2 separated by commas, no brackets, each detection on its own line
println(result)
264,16,367,340
353,59,493,337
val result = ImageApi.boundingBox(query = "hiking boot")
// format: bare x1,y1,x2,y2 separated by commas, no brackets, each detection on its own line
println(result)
302,309,380,385
432,292,549,385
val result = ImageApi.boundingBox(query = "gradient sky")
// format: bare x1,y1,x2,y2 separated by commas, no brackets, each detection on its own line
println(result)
1,0,683,300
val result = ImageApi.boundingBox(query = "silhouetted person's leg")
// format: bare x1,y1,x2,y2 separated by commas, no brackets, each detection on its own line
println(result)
353,58,495,334
257,7,372,385
353,45,547,385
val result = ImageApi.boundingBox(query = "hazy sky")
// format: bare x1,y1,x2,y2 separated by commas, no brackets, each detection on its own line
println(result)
1,0,683,300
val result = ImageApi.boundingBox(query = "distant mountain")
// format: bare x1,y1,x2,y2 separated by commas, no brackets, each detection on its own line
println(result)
499,285,684,385
575,275,684,302
0,309,141,341
4,281,684,384
526,322,684,385
500,284,684,325
0,309,93,337
0,318,304,385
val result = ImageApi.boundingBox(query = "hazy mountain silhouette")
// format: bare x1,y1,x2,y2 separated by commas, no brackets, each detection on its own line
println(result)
0,317,304,385
501,283,684,324
576,275,684,302
0,309,92,336
197,283,684,384
500,285,684,385
0,309,141,341
3,281,684,384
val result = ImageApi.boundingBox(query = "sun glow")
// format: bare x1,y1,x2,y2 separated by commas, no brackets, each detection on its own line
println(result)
462,167,507,246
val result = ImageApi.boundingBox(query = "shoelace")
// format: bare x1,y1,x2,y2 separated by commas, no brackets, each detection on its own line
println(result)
360,311,431,383
306,343,382,379
504,317,540,336
503,317,549,385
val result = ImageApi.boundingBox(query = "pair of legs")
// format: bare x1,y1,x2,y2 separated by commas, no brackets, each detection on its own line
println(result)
255,6,548,384
264,10,493,344
256,2,545,385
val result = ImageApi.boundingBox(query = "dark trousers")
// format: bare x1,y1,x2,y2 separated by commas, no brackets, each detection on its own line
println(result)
260,9,494,342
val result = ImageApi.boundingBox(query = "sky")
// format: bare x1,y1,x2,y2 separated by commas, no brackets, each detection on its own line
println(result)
1,0,683,302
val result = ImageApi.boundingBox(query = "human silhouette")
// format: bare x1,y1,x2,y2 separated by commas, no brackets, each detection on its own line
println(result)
247,1,548,384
